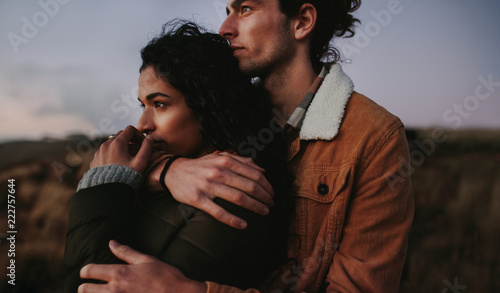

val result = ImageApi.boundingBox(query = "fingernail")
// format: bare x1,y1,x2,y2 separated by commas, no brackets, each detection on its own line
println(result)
109,240,118,247
240,221,247,229
262,206,269,215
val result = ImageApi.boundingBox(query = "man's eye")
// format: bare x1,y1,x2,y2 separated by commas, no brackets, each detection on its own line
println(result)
139,103,145,110
241,6,251,13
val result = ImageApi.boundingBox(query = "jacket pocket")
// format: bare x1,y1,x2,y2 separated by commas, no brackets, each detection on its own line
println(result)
288,165,352,281
294,165,351,203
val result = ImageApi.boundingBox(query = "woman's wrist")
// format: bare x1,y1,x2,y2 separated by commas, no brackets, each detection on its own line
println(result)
160,155,184,191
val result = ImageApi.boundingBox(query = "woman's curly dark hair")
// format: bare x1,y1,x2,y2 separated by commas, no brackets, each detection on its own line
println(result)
140,21,272,154
140,20,295,286
278,0,361,71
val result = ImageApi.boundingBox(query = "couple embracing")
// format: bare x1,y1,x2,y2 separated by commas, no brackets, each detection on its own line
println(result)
65,1,413,292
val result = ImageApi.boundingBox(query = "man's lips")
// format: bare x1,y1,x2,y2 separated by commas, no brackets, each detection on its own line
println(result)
230,46,244,55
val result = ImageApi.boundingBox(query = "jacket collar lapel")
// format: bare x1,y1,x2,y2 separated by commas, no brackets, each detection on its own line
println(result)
299,63,354,141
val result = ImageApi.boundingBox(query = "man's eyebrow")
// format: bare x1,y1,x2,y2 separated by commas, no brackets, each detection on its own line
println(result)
227,0,261,15
230,0,245,10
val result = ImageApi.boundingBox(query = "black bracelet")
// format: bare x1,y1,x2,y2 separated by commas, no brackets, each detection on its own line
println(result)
160,155,182,192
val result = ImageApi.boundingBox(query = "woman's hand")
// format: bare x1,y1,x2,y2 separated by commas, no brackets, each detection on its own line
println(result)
90,125,153,174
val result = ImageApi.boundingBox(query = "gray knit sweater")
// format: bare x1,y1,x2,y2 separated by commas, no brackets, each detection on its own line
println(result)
77,165,142,191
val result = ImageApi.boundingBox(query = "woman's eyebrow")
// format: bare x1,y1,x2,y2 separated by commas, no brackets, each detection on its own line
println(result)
142,92,172,100
146,92,172,100
137,92,172,104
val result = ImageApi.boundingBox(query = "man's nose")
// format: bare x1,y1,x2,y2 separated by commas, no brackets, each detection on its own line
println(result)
219,15,236,39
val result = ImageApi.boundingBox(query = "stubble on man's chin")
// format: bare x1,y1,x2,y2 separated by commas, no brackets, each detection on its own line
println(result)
239,52,294,90
238,60,266,79
238,55,290,82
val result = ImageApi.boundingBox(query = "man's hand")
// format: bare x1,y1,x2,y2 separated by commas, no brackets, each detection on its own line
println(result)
145,152,274,229
78,240,207,293
90,125,153,174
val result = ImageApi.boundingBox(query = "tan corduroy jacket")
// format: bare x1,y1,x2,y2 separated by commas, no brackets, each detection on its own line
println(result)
206,65,414,293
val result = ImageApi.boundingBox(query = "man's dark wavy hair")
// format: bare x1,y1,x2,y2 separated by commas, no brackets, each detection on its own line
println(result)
140,20,294,286
278,0,361,70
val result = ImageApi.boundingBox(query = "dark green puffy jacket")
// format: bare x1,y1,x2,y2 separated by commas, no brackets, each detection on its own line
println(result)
65,183,272,292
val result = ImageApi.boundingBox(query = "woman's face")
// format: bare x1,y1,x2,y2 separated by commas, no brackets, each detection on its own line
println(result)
137,66,205,157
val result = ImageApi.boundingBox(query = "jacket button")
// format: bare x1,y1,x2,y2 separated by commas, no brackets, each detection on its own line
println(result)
317,184,329,195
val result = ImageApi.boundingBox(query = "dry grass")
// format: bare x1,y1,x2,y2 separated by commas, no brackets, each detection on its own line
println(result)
0,130,499,292
0,137,97,293
400,129,500,292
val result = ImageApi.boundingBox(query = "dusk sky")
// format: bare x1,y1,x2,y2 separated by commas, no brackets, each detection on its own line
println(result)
1,0,499,142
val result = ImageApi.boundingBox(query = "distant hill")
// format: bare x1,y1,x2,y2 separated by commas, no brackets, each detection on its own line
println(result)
0,129,499,292
0,136,106,171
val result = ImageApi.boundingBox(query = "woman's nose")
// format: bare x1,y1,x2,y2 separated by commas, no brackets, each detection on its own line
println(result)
136,110,154,134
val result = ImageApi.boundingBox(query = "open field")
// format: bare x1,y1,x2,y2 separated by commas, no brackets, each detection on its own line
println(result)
0,129,499,292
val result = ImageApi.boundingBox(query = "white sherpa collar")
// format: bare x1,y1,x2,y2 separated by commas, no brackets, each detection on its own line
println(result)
300,63,354,140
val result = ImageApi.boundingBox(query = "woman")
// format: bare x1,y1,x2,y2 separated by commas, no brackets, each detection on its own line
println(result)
65,21,293,292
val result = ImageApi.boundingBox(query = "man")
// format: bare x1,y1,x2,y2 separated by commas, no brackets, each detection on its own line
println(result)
78,0,414,292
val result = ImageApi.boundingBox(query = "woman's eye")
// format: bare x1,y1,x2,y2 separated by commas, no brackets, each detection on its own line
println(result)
154,101,167,108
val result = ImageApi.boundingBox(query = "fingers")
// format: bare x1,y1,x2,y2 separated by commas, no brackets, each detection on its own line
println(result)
80,263,122,281
222,156,274,198
195,196,248,229
217,157,274,206
206,182,270,216
131,137,153,172
78,282,105,293
135,138,153,162
118,125,145,144
219,152,265,172
108,240,152,265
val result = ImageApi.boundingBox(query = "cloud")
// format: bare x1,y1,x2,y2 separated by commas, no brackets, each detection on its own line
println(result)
0,63,136,141
0,94,95,141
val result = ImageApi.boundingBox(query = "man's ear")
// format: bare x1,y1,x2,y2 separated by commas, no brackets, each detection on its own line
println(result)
293,3,317,41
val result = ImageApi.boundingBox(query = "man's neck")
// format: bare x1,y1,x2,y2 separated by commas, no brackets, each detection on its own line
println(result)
262,58,318,122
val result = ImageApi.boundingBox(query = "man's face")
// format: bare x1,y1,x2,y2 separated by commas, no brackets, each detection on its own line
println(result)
219,0,295,77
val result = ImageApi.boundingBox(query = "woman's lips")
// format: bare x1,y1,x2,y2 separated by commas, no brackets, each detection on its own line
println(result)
152,140,166,150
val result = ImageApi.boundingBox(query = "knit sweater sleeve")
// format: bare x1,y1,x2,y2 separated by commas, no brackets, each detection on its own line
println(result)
77,165,142,191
